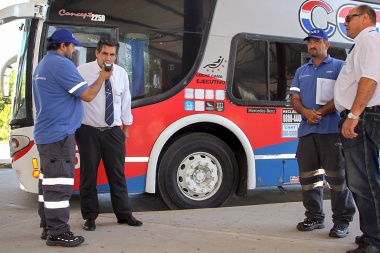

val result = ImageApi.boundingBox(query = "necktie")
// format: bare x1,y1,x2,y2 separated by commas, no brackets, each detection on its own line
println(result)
105,79,114,126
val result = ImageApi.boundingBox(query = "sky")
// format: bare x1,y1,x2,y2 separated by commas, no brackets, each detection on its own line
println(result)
0,0,29,69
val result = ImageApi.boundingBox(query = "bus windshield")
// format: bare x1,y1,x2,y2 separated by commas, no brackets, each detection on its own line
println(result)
12,20,29,124
9,0,214,129
46,0,213,105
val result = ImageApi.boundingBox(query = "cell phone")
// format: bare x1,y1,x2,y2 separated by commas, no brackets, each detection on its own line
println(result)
104,62,113,72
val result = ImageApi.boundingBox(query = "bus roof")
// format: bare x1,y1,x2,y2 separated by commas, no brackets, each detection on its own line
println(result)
0,1,48,26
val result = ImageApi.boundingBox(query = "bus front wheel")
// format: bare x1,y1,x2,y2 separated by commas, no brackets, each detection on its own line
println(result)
157,133,237,209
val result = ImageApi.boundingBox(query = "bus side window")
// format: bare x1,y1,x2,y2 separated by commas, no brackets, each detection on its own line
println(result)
268,42,305,102
230,36,307,104
232,38,267,101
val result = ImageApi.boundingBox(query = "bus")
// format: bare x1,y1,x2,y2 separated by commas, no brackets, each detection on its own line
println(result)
1,0,378,210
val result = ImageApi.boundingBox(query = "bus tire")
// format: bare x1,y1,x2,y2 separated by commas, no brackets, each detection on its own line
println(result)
157,133,238,209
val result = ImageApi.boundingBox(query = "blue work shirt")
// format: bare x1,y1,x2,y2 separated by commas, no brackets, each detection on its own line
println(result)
290,55,343,137
33,51,88,144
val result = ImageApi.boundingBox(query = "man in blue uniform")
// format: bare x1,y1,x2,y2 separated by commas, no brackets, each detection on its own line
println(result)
290,28,355,238
33,28,112,247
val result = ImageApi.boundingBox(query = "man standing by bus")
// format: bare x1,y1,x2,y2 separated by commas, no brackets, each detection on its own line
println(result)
290,28,355,238
335,5,380,253
33,29,110,247
76,38,142,232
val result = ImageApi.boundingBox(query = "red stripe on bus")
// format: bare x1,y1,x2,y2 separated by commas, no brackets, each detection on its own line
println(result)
12,141,35,163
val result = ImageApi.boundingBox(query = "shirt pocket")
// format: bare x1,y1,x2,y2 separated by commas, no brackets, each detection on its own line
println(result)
114,91,122,106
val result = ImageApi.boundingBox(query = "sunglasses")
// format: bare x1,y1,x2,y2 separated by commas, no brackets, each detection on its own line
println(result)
345,13,364,23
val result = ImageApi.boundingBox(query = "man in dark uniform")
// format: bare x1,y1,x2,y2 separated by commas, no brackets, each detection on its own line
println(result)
290,28,355,238
33,29,110,247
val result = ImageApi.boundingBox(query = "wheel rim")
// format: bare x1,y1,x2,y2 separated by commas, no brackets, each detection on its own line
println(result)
176,152,222,201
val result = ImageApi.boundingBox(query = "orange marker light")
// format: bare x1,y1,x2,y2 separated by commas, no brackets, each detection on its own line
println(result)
32,170,40,178
32,158,40,178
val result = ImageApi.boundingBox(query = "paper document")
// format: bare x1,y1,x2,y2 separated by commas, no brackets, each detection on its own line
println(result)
316,78,335,105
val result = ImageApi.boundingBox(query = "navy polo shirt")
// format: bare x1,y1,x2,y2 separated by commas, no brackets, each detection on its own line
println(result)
290,55,343,137
33,51,88,144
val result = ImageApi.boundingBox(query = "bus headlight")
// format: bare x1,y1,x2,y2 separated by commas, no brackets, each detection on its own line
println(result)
9,135,30,157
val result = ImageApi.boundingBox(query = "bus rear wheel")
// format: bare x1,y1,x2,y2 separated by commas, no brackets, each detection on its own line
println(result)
157,133,237,209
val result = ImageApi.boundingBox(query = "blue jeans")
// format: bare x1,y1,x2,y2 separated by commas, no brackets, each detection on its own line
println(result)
339,109,380,246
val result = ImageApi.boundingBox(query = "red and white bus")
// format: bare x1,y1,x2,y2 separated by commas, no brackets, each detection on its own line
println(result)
1,0,378,209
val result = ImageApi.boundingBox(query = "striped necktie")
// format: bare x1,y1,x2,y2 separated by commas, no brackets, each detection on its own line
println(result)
105,79,114,126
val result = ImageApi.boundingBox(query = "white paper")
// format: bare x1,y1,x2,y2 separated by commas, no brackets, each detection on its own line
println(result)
316,78,335,105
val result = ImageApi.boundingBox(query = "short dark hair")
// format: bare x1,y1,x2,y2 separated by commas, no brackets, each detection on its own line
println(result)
96,37,120,54
46,36,70,51
357,4,377,25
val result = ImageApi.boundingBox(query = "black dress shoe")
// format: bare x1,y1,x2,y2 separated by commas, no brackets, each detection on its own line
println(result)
347,243,380,253
83,219,96,231
356,235,365,245
117,216,143,227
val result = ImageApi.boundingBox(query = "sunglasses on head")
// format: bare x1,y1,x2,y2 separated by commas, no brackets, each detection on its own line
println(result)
345,13,364,23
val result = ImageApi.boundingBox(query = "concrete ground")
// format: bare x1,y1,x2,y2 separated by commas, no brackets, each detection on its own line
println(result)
0,200,361,253
0,142,361,253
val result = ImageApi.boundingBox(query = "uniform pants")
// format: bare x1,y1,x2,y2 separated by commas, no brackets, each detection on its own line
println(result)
297,133,356,226
37,134,75,236
75,124,132,221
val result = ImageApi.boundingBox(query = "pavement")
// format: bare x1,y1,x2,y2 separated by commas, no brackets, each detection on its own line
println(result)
0,199,361,253
0,142,362,253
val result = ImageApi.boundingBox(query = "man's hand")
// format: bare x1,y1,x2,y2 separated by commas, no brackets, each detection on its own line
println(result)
305,109,322,125
122,125,130,139
341,118,358,139
99,64,113,81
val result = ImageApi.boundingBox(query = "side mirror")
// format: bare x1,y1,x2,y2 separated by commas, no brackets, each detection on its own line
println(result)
1,55,17,98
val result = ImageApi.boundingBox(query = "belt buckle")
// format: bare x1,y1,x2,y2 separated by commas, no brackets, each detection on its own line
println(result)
97,126,112,131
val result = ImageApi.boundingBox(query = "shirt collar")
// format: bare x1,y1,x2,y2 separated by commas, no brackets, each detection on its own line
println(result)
89,60,102,74
307,54,332,65
354,26,377,44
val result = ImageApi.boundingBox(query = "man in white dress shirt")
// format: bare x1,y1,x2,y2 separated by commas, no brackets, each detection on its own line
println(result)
334,4,380,253
76,38,142,231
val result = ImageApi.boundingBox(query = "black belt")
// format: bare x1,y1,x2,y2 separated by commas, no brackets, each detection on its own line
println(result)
341,105,380,117
83,124,117,131
366,105,380,111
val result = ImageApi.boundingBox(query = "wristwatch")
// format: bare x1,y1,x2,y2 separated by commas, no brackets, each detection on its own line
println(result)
347,112,359,120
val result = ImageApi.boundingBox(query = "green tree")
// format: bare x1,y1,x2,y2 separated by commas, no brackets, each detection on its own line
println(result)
0,70,14,141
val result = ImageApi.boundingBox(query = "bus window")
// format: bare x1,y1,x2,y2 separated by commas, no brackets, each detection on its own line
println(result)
230,37,305,104
44,0,212,103
229,35,348,105
114,1,210,101
232,39,267,101
42,26,115,67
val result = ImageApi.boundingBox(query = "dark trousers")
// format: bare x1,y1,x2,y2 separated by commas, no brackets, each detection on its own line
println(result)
76,124,132,220
37,134,75,236
339,109,380,246
297,133,356,226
